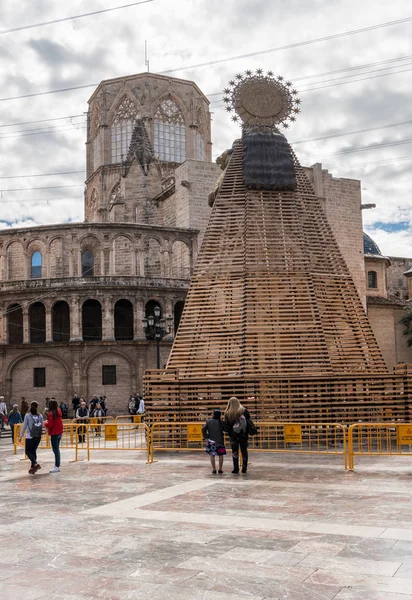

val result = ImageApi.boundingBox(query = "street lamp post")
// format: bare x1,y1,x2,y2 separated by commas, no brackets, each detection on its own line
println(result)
142,306,173,369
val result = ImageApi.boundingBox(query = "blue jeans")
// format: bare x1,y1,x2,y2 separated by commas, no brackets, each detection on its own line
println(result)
51,434,62,468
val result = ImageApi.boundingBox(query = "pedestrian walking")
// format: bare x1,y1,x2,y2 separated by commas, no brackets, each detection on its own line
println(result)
224,396,251,474
19,401,44,475
202,409,226,474
75,401,89,443
44,399,63,473
20,397,29,420
8,404,22,443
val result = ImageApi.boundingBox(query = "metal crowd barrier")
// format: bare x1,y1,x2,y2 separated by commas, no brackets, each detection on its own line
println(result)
348,422,412,471
16,419,412,472
151,421,348,469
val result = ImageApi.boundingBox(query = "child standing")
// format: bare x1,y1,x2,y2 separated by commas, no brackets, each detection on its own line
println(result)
202,409,226,474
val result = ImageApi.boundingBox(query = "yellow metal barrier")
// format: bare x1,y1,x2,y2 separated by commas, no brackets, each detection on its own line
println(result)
72,416,115,424
84,422,152,463
150,421,348,469
115,414,144,424
348,422,412,471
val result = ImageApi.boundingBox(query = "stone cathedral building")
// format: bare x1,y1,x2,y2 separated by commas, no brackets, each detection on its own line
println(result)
0,71,411,413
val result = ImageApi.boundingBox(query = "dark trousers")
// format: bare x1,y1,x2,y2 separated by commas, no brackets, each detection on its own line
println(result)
51,434,62,468
10,424,16,443
231,437,248,467
78,425,86,443
25,437,41,468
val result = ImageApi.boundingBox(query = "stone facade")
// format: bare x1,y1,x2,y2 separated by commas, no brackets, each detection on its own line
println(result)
0,73,219,414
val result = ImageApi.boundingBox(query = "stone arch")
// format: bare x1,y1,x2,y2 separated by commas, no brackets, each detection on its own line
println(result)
114,298,134,340
143,237,162,277
145,299,163,318
82,299,102,341
29,301,46,343
7,303,23,344
7,240,25,280
171,239,190,278
8,353,70,409
52,300,70,342
113,235,133,275
80,234,101,276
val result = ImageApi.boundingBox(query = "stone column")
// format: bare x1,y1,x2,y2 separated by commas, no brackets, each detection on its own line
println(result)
45,303,53,342
23,252,29,280
23,307,29,343
0,302,6,344
70,296,82,341
134,299,145,340
102,296,114,341
162,250,171,278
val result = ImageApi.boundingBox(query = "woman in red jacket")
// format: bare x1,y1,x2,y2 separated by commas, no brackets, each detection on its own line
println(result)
44,399,63,473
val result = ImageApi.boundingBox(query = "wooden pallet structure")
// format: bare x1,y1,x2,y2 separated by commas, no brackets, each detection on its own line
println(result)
144,71,411,423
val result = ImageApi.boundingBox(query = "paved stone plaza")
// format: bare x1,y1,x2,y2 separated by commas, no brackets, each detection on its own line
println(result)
2,440,412,599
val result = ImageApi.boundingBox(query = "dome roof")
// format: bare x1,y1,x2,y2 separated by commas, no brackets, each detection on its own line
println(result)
363,232,382,256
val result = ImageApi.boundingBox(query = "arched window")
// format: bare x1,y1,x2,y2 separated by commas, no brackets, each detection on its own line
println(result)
52,301,70,342
174,300,185,335
114,299,134,340
111,96,138,163
145,300,162,319
7,303,23,344
29,302,46,343
31,251,42,278
82,250,94,277
153,98,186,162
368,270,377,289
82,299,102,341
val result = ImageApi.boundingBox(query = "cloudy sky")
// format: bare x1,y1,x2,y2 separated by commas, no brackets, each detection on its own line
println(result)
0,0,411,255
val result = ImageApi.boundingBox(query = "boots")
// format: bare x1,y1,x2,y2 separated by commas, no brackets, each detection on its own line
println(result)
241,459,248,474
232,457,239,474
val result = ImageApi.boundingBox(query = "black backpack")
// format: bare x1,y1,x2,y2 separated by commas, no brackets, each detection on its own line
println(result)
29,414,43,438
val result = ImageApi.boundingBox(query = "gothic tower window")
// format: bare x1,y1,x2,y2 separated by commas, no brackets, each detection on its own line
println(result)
153,98,186,162
31,251,42,278
111,96,138,163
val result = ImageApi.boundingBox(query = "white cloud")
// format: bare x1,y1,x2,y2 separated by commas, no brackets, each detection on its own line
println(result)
0,0,411,256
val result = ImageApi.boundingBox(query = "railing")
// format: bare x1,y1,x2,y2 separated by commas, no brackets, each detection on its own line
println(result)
150,421,348,468
16,419,412,472
348,422,412,470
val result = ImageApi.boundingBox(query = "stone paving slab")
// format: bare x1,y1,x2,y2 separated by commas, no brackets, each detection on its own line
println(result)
3,440,412,599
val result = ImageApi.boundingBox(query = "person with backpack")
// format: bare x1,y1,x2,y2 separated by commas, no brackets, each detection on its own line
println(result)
202,409,226,474
19,401,44,475
44,399,63,473
224,396,252,474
